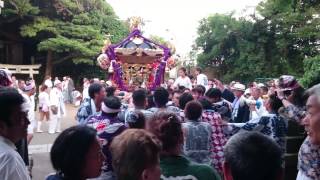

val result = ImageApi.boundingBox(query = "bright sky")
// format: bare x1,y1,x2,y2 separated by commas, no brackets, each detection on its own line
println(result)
107,0,262,56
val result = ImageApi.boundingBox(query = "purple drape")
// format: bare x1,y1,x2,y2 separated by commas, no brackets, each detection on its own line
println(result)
105,29,170,91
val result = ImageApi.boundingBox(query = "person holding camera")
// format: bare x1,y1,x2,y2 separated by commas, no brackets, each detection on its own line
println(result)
277,75,306,123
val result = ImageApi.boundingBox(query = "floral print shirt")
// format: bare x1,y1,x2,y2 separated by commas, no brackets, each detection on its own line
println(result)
298,137,320,179
278,104,306,124
279,105,320,179
201,110,228,175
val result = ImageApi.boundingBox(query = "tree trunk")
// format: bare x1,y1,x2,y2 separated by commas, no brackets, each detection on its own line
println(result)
45,50,53,77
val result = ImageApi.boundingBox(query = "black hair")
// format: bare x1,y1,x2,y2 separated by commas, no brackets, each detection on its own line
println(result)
268,94,283,113
195,67,202,73
127,111,145,129
172,89,183,95
147,94,155,109
185,100,203,120
205,88,222,99
179,67,187,74
88,83,104,99
261,86,268,93
132,89,147,108
179,92,194,110
103,96,121,117
105,86,116,97
0,87,24,127
158,112,183,151
50,126,97,180
178,86,186,91
199,98,213,110
224,131,282,180
290,86,306,107
197,85,206,95
192,85,205,96
153,87,169,107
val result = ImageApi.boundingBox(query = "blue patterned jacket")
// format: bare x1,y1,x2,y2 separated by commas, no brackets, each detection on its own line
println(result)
76,98,94,124
227,113,288,154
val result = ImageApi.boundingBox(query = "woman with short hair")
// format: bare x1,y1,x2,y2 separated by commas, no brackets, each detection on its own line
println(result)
46,126,105,180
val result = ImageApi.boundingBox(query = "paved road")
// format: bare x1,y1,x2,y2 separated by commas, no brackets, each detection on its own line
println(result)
29,104,78,180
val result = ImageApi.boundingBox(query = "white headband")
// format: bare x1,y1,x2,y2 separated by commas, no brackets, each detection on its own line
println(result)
101,102,121,113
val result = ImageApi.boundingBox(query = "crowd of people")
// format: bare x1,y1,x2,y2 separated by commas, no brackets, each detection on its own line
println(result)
0,67,319,180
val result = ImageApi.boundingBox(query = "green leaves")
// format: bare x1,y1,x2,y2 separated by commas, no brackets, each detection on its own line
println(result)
195,0,320,83
3,0,39,17
20,17,57,37
15,0,128,65
300,56,320,88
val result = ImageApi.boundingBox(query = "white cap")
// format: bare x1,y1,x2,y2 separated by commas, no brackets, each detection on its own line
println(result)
257,83,265,88
231,83,246,91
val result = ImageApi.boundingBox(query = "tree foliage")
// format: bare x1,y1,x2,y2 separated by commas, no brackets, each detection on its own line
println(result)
2,0,39,18
195,0,320,84
149,34,176,55
2,0,129,76
300,56,320,88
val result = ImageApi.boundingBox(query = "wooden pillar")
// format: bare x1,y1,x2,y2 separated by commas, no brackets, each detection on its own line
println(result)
29,68,33,78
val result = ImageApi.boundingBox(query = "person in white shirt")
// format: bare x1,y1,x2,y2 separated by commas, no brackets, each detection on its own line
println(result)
11,75,18,88
194,67,209,89
21,83,36,144
37,85,50,132
44,76,53,89
248,87,268,119
0,87,31,180
62,76,69,103
17,79,25,93
82,78,90,100
173,67,192,90
49,80,66,134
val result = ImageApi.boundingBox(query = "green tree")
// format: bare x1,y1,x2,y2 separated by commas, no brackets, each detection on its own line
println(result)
2,0,129,76
300,56,320,88
194,0,320,83
2,0,39,19
149,34,176,54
